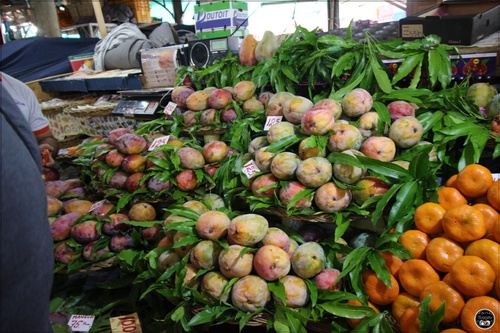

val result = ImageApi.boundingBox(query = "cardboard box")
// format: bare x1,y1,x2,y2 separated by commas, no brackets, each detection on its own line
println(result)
194,1,248,36
68,53,94,72
399,1,500,45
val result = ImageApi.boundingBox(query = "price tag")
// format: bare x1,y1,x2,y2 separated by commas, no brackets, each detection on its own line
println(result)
148,135,171,151
124,108,135,118
242,159,261,179
401,24,424,38
68,315,95,332
89,200,106,213
110,313,143,333
163,102,177,116
493,173,500,181
264,116,283,130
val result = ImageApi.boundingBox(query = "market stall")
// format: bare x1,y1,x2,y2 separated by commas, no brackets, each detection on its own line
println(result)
2,0,493,331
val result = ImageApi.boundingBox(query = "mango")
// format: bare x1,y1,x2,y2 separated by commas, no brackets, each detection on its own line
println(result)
239,34,259,66
255,31,279,62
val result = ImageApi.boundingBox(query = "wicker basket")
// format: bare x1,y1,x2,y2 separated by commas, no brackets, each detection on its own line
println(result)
58,134,87,149
63,103,116,117
107,0,151,23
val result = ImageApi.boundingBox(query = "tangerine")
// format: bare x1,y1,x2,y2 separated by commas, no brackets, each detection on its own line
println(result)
472,203,500,237
420,280,465,323
379,251,404,279
487,179,500,211
460,296,500,332
456,164,493,198
448,255,496,297
398,229,431,259
398,259,440,297
465,238,499,278
391,291,420,323
425,236,464,273
398,305,420,333
445,174,458,188
414,202,446,235
437,187,468,210
441,204,487,242
363,271,400,306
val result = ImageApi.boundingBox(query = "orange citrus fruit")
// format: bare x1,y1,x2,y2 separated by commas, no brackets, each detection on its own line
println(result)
474,194,491,205
420,280,465,323
398,305,420,333
346,299,379,329
398,229,431,259
456,164,493,198
464,238,499,278
398,259,440,297
472,203,500,237
379,251,404,279
414,202,446,235
363,271,400,306
391,291,420,323
460,296,500,332
445,174,458,188
425,236,464,273
487,179,500,211
448,255,496,297
439,329,467,333
441,204,487,242
437,187,468,210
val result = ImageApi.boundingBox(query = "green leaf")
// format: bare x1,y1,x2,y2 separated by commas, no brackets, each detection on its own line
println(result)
370,57,392,93
427,48,441,88
388,180,419,226
320,302,375,318
372,101,391,124
356,156,410,181
367,252,392,287
392,53,424,85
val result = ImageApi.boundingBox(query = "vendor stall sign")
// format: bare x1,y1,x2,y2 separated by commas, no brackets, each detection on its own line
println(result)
110,313,143,333
194,0,248,31
68,314,95,332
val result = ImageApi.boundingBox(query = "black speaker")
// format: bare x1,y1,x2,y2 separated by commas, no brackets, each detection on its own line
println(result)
188,36,241,68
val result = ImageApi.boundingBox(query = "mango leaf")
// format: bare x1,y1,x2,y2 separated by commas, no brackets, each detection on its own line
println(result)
330,61,367,100
436,44,453,88
427,48,441,88
387,180,419,226
409,60,423,89
417,110,444,134
327,152,365,168
391,52,424,85
273,308,291,333
265,134,305,153
408,146,432,180
338,247,371,281
371,101,391,124
371,183,401,226
268,280,287,306
332,52,356,78
356,156,410,181
367,252,392,287
319,302,375,318
370,56,392,93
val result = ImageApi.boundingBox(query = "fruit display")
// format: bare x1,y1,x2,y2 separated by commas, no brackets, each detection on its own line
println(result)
46,24,499,333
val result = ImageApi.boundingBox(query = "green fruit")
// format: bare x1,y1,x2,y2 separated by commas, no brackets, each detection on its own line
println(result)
486,94,500,119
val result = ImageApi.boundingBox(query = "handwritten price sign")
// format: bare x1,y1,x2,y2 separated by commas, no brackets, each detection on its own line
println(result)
148,135,171,151
68,315,95,332
264,116,283,130
110,313,143,333
163,102,177,116
242,160,261,179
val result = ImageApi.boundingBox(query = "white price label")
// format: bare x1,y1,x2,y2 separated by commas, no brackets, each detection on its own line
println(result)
264,116,283,130
242,160,261,179
148,135,171,151
164,102,177,116
124,108,135,118
68,315,95,332
493,173,500,181
89,200,106,213
110,313,143,333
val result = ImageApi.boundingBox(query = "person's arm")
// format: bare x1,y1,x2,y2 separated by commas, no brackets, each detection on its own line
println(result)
36,129,59,163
